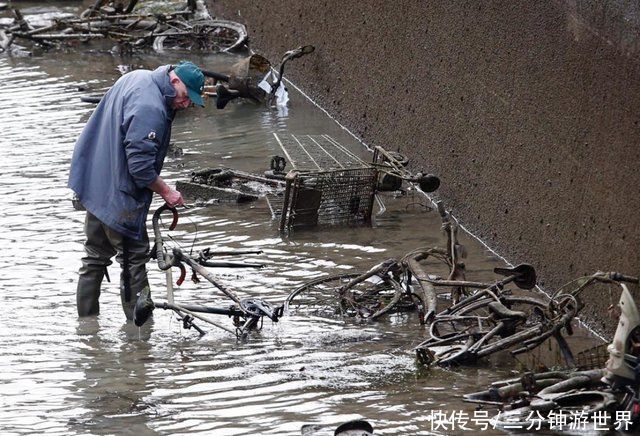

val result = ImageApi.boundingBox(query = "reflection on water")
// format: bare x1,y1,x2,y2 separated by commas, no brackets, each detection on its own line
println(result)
0,3,601,435
69,319,158,435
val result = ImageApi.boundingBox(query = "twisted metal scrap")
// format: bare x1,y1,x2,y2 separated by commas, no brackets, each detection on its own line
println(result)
415,271,639,367
0,1,247,54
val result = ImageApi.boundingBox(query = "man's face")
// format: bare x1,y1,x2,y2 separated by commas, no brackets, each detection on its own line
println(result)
170,75,192,110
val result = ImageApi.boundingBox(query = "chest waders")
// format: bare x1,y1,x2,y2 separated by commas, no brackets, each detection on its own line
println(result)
76,212,152,322
122,239,132,304
123,238,155,326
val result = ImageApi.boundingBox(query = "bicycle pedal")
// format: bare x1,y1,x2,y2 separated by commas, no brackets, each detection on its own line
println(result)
416,347,435,366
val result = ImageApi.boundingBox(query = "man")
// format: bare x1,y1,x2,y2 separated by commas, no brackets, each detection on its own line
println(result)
68,61,205,326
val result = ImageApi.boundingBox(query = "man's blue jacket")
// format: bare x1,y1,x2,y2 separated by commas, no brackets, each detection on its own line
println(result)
69,65,176,240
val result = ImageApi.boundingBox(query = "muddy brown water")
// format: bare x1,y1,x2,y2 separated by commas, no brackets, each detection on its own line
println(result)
0,2,606,435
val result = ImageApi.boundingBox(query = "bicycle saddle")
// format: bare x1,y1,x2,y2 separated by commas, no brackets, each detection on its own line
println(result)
215,84,241,109
487,301,527,321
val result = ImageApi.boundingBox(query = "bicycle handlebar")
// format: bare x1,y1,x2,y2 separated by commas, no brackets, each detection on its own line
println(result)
152,204,179,271
201,69,230,82
270,45,315,98
602,271,639,284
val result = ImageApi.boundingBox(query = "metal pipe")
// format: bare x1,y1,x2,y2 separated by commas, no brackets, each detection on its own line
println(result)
200,260,264,269
170,303,244,317
177,253,244,307
279,172,296,232
157,302,236,335
201,249,263,256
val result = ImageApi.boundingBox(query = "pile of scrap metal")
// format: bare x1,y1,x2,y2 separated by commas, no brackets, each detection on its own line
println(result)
176,167,285,204
406,206,640,368
283,201,484,322
413,263,570,367
282,201,552,357
414,269,638,368
462,281,640,431
0,0,247,54
283,197,636,373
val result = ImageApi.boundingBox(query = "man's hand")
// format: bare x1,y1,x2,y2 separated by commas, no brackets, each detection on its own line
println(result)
161,187,184,207
148,176,184,207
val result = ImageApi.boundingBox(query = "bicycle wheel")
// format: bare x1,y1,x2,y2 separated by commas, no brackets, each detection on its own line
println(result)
284,273,362,318
153,20,248,52
493,391,617,430
285,273,420,320
334,265,426,320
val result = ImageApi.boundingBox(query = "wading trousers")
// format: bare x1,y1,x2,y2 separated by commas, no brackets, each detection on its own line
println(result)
76,211,150,320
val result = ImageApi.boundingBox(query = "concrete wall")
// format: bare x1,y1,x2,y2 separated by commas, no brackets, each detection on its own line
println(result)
209,0,640,336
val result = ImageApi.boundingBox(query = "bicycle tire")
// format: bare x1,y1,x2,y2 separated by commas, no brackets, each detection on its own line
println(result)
153,20,248,53
284,272,362,318
80,94,103,104
285,273,422,321
337,272,420,320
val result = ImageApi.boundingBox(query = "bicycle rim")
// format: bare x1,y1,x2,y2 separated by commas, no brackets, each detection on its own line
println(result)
284,273,362,319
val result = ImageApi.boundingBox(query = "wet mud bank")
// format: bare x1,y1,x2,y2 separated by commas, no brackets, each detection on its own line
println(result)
209,0,640,337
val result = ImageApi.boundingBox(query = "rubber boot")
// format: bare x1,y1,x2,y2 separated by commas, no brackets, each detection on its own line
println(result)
133,286,154,327
76,267,103,316
119,256,150,322
120,281,136,321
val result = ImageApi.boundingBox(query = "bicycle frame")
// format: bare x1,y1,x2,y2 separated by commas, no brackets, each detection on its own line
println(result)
415,271,639,367
203,45,315,109
152,204,283,339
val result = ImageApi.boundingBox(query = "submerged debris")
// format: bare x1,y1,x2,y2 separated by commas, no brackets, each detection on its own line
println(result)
0,0,248,55
75,44,314,110
283,197,639,373
151,205,282,339
301,419,374,436
284,201,460,321
266,133,440,231
176,167,285,204
414,265,637,368
462,282,640,432
177,135,439,232
208,45,316,109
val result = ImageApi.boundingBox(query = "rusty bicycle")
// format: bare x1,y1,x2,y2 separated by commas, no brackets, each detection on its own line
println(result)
415,271,639,367
283,201,469,322
151,204,283,338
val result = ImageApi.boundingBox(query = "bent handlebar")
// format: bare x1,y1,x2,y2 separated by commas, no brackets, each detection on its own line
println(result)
152,204,178,270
